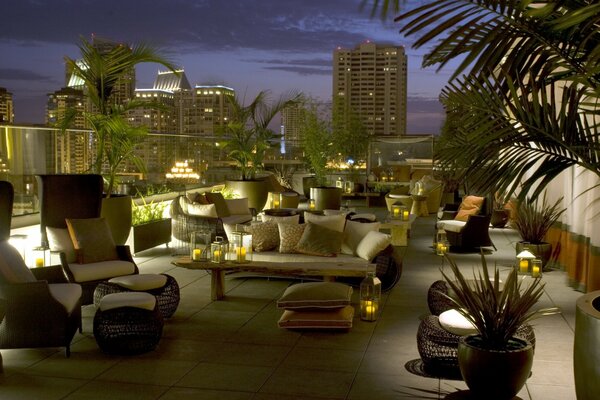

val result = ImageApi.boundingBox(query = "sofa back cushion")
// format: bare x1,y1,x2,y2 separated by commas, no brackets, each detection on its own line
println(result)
356,231,391,261
0,240,36,283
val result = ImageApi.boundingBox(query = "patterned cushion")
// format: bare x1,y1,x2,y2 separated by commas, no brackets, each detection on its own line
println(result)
246,222,279,252
295,222,343,257
66,218,119,264
278,223,306,253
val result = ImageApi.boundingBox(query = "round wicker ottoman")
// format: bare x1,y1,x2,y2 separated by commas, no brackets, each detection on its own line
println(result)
427,280,454,316
93,273,180,318
93,292,164,355
417,314,536,377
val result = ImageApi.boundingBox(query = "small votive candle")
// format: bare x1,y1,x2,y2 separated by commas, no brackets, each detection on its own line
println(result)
392,208,400,218
309,199,315,210
213,250,221,259
273,197,280,209
35,258,44,268
192,248,202,261
361,300,378,320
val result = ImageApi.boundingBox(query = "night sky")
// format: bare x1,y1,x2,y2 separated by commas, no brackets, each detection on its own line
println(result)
0,0,453,133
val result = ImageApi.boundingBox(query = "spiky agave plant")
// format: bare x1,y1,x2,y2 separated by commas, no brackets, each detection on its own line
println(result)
442,253,559,350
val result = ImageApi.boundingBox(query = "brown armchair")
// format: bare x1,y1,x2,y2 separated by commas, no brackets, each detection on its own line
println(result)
0,181,81,356
443,214,496,251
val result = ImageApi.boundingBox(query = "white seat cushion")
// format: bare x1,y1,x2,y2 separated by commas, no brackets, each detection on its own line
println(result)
439,309,478,336
388,193,410,199
439,220,466,233
99,292,156,312
108,274,167,291
48,283,82,314
69,260,137,283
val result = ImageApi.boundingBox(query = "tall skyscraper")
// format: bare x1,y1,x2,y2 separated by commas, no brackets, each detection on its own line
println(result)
46,87,87,127
0,88,14,123
333,42,408,136
178,85,235,136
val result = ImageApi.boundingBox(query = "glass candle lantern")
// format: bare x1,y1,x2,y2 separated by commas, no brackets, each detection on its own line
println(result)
531,258,542,278
344,180,354,194
271,192,281,209
336,177,344,188
229,228,252,263
436,240,449,256
190,230,211,261
309,198,316,211
360,270,382,321
516,249,536,274
402,207,410,221
391,204,402,219
210,236,226,263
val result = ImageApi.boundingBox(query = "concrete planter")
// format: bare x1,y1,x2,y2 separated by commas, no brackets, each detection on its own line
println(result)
574,290,600,400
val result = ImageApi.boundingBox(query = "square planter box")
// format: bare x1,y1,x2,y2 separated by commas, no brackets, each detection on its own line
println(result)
132,218,172,254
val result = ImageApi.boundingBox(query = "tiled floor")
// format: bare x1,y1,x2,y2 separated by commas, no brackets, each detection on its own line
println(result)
0,212,580,399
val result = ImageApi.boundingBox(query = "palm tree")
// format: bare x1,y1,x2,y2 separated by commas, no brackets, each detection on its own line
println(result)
64,36,178,195
222,90,303,180
363,0,600,199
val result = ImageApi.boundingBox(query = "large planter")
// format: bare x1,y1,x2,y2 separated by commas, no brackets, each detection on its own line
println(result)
101,195,132,245
131,218,172,254
515,241,553,270
309,187,342,211
302,176,317,198
574,290,600,400
225,179,269,212
458,335,534,400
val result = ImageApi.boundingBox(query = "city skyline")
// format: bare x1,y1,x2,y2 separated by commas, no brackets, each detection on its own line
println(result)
0,0,453,133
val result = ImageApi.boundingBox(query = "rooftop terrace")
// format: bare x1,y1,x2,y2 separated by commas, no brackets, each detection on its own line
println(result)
0,209,578,399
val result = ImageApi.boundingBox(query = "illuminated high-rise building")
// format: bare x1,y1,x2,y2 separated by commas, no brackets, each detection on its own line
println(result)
333,42,408,136
46,87,87,127
178,85,234,136
0,87,14,123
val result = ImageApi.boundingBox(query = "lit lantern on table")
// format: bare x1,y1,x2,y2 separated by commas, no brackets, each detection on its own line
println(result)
309,199,316,211
210,236,226,263
360,270,381,321
516,249,536,274
336,177,344,188
191,230,211,261
229,227,252,263
271,192,281,209
344,181,354,194
436,240,449,256
531,258,542,278
35,258,44,268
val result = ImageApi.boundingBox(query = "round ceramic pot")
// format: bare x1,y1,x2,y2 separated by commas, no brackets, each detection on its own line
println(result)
225,179,269,212
458,335,534,400
309,187,342,211
574,290,600,400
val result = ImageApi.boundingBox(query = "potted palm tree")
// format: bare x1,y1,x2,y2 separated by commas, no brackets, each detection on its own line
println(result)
513,194,565,268
442,253,558,400
63,36,177,244
298,102,341,210
222,90,302,211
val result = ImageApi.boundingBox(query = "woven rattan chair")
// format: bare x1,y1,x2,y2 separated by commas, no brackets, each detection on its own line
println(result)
0,181,82,356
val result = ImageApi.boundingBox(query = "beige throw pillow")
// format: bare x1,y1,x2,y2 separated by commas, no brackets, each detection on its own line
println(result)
341,220,381,255
187,203,218,217
303,213,346,233
66,218,119,264
277,282,353,309
356,230,391,261
295,222,343,257
246,222,279,252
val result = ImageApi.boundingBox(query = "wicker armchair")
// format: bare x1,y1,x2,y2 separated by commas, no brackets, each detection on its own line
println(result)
0,181,81,356
171,195,226,243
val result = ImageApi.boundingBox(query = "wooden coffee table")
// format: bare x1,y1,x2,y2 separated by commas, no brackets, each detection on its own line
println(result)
173,257,368,300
